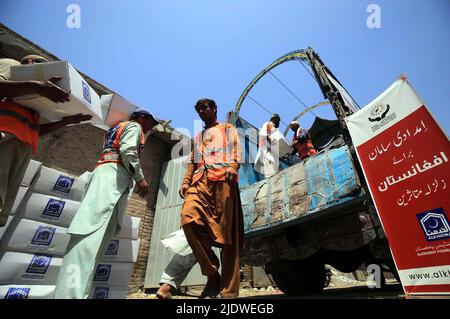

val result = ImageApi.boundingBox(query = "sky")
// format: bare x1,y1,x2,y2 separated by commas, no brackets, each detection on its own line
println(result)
1,0,449,139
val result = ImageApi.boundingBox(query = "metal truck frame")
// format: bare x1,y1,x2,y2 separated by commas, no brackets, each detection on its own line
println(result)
227,48,398,295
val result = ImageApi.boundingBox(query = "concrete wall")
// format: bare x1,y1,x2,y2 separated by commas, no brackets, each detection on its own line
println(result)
33,123,170,294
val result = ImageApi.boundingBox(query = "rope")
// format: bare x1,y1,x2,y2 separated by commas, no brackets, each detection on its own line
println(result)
247,95,289,127
299,60,361,111
298,59,317,81
269,70,318,118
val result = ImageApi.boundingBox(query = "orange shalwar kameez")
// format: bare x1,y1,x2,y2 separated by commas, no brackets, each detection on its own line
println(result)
181,123,244,298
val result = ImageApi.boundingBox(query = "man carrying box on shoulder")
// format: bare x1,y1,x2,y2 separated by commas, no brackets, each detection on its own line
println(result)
0,55,92,227
54,108,159,299
254,114,283,178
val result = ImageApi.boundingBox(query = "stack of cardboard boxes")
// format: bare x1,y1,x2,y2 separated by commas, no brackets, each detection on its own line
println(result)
0,160,141,299
88,210,141,299
1,60,145,299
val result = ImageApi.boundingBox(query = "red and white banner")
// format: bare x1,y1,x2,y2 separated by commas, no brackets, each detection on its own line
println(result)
347,78,450,297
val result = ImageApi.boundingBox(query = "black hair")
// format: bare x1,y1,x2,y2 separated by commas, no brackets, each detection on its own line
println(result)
195,98,217,118
195,98,217,111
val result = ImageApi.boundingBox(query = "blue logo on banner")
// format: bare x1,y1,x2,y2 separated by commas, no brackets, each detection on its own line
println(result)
94,264,111,282
5,288,30,299
105,240,119,256
26,255,52,274
31,226,56,246
93,287,109,299
417,208,450,242
42,199,66,218
82,80,91,104
52,175,74,194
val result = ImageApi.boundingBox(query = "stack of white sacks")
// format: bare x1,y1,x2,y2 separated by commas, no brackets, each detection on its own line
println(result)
0,160,141,299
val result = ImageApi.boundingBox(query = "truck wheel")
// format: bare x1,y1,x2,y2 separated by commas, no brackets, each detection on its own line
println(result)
322,246,369,273
265,257,326,295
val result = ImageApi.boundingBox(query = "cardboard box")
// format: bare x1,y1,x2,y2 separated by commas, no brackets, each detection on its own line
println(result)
89,286,128,299
102,238,140,263
0,285,55,299
15,193,80,228
101,94,137,128
92,262,134,287
30,166,87,201
10,61,102,123
0,215,14,242
270,130,292,158
116,215,141,240
10,186,29,215
0,252,62,285
0,218,70,257
21,160,42,187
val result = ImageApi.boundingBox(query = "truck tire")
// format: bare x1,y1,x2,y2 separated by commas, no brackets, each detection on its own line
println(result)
265,257,326,295
321,246,369,273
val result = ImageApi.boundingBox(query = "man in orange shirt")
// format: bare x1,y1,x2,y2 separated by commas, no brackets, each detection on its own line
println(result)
0,55,91,226
178,98,244,299
289,120,317,160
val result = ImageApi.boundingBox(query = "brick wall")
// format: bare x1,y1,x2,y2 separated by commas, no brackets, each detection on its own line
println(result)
34,123,171,294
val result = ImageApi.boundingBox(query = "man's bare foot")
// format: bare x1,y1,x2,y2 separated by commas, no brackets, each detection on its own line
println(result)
156,284,174,299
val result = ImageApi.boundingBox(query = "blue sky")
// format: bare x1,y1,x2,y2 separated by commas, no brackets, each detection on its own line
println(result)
1,0,449,138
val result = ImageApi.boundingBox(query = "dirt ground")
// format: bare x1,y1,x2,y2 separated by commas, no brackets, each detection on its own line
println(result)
126,268,400,299
126,285,284,299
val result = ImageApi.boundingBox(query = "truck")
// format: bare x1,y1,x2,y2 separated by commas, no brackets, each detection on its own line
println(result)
226,48,399,295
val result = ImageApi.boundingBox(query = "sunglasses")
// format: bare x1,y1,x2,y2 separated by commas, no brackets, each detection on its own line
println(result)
21,58,48,65
195,104,215,112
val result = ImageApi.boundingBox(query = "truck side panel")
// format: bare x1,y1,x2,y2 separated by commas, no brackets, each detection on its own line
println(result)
240,145,363,235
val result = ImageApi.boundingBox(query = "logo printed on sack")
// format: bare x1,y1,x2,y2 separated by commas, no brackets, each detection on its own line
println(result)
94,264,111,281
26,255,52,274
31,226,56,246
5,288,30,299
368,103,397,132
417,208,450,242
93,287,109,299
105,240,119,256
52,175,74,194
42,199,66,219
82,80,91,104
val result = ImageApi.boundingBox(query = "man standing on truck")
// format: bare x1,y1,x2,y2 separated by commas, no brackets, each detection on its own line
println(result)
54,108,159,299
0,56,91,227
254,114,282,177
178,98,244,299
289,120,317,160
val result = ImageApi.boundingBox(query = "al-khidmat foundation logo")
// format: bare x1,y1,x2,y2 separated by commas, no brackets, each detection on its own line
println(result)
368,103,397,132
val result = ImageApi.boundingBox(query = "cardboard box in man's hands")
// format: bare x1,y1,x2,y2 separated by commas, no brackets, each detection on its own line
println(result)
10,61,102,123
270,130,292,158
101,94,137,128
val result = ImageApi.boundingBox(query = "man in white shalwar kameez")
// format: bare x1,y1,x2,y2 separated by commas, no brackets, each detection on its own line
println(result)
254,114,282,178
54,109,158,299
